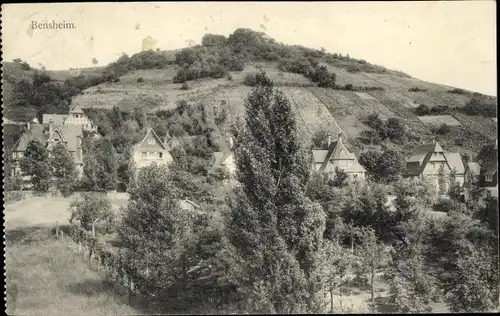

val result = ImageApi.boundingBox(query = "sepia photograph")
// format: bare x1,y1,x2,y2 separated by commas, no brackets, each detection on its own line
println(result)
1,2,498,314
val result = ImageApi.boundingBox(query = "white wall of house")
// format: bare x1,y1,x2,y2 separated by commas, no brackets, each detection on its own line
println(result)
65,114,95,131
221,155,236,175
132,150,173,169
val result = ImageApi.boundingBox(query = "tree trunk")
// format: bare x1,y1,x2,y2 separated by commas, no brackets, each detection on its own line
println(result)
330,287,334,313
370,267,375,301
351,234,354,253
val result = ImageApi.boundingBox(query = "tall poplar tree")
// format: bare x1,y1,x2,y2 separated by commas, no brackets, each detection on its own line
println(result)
228,72,326,313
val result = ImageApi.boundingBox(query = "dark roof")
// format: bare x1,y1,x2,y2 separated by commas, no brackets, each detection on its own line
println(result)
405,141,464,176
311,138,364,173
14,124,83,152
3,124,26,153
312,138,353,163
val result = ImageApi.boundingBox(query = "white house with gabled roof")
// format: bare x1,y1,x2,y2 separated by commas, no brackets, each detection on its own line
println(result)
129,128,174,171
311,135,366,181
42,105,96,132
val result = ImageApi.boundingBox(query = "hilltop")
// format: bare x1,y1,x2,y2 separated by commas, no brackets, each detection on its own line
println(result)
2,28,497,156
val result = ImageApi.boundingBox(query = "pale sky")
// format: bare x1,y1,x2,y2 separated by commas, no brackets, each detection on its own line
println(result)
1,2,497,95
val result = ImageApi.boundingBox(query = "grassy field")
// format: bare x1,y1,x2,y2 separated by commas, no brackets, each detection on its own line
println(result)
282,87,346,145
72,67,236,112
5,227,140,315
4,192,129,230
417,115,462,127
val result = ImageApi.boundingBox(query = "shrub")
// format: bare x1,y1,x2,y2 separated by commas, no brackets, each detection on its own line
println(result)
436,124,451,135
346,64,361,73
243,73,258,86
460,102,497,117
409,87,428,92
447,88,469,95
181,82,190,90
415,104,431,116
20,61,31,70
226,73,233,81
430,105,453,115
5,191,24,204
210,64,226,78
137,77,144,83
432,197,456,213
345,83,353,91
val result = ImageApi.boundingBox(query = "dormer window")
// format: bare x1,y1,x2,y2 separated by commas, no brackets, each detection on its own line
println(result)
485,175,493,182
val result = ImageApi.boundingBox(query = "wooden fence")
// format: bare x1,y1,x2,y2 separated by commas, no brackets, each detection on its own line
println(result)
54,222,137,303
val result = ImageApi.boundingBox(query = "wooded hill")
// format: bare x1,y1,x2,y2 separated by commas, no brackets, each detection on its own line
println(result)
2,28,497,156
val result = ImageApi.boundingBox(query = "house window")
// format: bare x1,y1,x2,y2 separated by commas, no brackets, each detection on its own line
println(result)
141,152,147,159
148,139,155,145
487,190,492,198
159,152,163,159
485,175,493,182
12,152,16,159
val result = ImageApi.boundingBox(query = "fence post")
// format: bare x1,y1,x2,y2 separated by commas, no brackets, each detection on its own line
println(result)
55,221,59,237
129,279,134,305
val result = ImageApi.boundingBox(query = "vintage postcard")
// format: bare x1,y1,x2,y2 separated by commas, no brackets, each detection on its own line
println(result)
2,2,498,315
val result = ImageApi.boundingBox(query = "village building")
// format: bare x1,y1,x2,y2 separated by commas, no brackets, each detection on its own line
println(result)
465,161,481,184
311,135,366,181
475,141,498,198
42,105,97,132
129,128,174,171
9,120,84,180
210,133,236,181
405,141,465,194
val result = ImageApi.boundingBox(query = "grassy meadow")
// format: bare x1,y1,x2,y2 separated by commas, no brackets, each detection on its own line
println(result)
5,226,140,316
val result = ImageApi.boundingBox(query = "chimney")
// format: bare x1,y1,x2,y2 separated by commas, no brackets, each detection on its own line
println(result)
49,119,54,134
26,121,30,131
228,135,234,150
338,133,343,143
327,133,332,147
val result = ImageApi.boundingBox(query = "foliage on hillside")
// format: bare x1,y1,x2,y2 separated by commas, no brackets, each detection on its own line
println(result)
3,28,496,160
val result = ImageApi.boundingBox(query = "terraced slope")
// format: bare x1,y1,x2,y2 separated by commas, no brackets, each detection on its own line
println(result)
3,58,496,156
